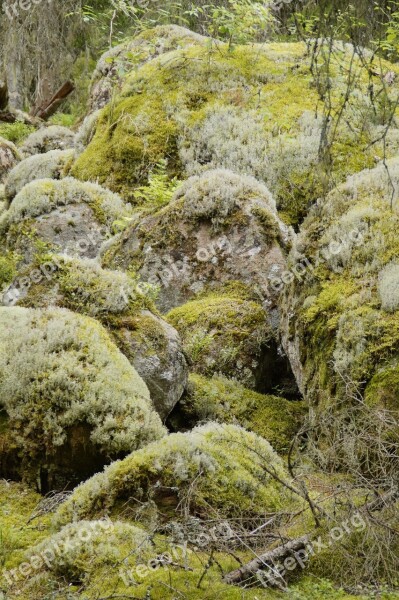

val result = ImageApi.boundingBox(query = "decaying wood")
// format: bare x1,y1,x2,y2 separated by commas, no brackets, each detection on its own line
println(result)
223,535,310,586
31,80,75,120
224,488,399,587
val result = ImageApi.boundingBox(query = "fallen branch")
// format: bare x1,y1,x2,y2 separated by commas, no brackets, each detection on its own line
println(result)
223,535,310,586
31,81,75,120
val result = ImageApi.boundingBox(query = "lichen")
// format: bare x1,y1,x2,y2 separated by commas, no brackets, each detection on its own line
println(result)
0,306,165,486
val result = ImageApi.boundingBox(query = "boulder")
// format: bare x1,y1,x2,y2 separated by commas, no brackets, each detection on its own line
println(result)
0,306,165,489
72,34,399,224
102,169,291,313
19,125,75,157
4,256,188,420
0,177,132,265
89,24,206,112
55,423,298,526
4,149,74,203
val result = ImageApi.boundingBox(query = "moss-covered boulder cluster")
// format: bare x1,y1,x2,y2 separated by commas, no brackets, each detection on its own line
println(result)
73,31,399,225
2,23,399,600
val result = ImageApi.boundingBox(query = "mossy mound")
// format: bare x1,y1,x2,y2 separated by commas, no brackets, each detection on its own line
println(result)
73,33,399,224
0,177,132,265
55,423,297,526
0,306,165,489
169,373,304,453
167,285,274,389
0,480,52,575
8,255,187,420
89,24,206,112
3,515,309,600
19,125,75,157
4,149,74,202
102,169,289,312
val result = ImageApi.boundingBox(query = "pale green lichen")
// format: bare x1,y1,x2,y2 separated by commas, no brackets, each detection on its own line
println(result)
5,149,74,201
0,306,165,484
0,177,132,235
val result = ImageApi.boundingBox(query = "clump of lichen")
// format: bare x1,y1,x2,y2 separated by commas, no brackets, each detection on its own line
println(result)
0,306,165,487
5,149,74,202
19,125,74,157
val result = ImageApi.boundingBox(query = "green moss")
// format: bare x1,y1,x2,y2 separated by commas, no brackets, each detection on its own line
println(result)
0,481,51,572
167,286,271,387
365,364,399,411
0,251,19,290
0,122,35,144
172,373,305,453
55,423,299,527
72,36,399,224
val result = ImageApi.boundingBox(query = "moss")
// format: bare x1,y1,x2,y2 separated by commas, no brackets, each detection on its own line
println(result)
167,286,272,388
364,364,399,412
55,423,299,527
72,36,399,224
0,481,52,573
0,177,132,235
0,306,165,487
171,373,305,453
0,122,35,144
0,251,19,291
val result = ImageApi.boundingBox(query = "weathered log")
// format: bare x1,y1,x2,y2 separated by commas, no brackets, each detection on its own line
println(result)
31,81,75,120
223,535,310,586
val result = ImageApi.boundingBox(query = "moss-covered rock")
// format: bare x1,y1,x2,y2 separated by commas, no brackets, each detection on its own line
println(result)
4,256,187,419
0,136,20,183
55,423,298,526
102,169,290,312
0,177,132,265
0,306,165,489
19,125,75,158
89,24,206,112
167,284,275,389
279,156,399,468
72,33,399,224
4,149,74,202
168,373,305,453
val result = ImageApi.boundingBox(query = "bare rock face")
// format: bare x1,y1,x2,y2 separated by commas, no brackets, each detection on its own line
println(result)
19,125,75,157
89,25,206,112
0,136,20,182
102,169,293,315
